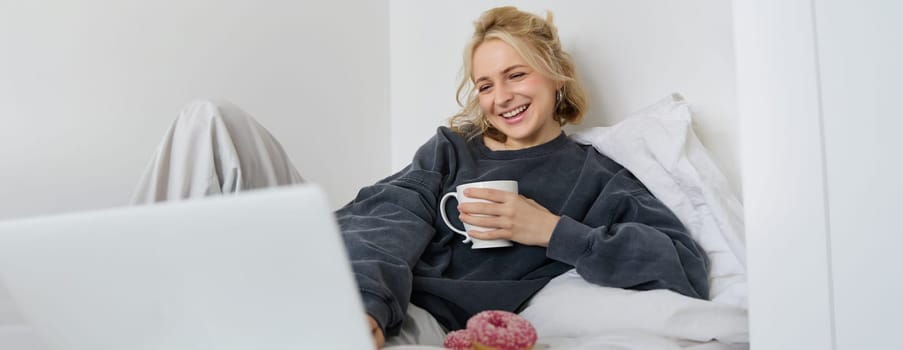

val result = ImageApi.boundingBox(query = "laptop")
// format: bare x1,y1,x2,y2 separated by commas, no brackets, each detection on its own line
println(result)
0,185,373,350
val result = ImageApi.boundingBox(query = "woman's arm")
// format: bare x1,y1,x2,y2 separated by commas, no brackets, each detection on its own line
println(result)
337,166,441,336
462,169,709,299
548,169,708,299
336,132,452,337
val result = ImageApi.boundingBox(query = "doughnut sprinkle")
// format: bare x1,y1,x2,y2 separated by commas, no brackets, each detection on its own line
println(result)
443,329,475,350
465,310,537,350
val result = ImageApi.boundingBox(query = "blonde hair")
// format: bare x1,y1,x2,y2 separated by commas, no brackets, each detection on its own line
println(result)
449,6,588,142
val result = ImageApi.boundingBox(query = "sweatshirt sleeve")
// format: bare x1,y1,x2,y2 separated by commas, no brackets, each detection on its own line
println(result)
545,169,710,299
335,133,448,336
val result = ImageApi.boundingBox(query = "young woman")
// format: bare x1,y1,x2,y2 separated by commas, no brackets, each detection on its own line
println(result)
133,6,708,350
336,6,709,349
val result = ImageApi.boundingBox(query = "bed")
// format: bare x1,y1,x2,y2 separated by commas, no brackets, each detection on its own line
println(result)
387,94,750,350
387,2,747,347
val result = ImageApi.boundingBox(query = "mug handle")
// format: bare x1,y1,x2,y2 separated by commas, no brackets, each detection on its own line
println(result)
439,192,471,243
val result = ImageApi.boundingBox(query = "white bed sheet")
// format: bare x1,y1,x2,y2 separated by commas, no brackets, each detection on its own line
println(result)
387,335,748,350
520,270,748,348
539,334,749,350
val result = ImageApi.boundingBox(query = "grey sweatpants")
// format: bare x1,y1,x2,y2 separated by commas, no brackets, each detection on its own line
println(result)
131,100,446,347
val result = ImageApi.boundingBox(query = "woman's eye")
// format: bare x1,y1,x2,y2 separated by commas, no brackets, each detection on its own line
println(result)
510,72,526,79
478,85,492,92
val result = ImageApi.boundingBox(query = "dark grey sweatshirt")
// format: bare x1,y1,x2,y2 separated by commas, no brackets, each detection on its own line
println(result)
336,127,708,335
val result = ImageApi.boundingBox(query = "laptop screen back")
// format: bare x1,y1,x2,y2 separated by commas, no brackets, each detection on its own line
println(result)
0,185,372,350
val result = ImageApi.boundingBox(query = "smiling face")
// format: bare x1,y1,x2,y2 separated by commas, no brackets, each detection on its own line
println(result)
472,39,562,150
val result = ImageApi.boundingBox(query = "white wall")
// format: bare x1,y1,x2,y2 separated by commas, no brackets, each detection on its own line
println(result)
732,1,834,348
815,0,903,348
0,1,751,348
389,0,742,197
0,0,741,224
0,0,389,219
735,0,903,348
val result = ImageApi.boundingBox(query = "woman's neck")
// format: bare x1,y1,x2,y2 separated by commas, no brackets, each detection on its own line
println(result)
482,128,562,151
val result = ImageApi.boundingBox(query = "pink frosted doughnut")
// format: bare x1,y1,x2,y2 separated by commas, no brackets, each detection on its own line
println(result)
443,329,475,350
466,310,537,350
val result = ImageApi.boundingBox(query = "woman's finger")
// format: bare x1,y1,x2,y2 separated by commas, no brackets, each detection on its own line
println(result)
467,228,512,241
460,212,513,230
458,202,506,216
463,188,512,203
367,315,384,349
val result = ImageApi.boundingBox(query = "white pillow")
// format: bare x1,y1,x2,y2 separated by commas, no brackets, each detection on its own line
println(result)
570,93,747,307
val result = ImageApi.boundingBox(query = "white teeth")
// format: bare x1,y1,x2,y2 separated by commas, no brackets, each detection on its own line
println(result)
501,104,528,118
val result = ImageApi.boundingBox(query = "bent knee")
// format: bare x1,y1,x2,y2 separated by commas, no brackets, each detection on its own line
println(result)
174,99,257,130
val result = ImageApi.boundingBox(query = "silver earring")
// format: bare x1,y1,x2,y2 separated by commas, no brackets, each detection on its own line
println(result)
555,89,563,106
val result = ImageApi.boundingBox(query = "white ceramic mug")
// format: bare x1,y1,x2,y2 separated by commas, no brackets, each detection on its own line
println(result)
439,180,517,249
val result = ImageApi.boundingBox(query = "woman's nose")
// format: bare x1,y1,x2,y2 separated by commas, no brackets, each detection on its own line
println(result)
494,84,514,107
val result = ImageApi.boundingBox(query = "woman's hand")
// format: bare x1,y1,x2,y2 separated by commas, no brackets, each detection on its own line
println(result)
457,188,560,247
367,314,385,349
